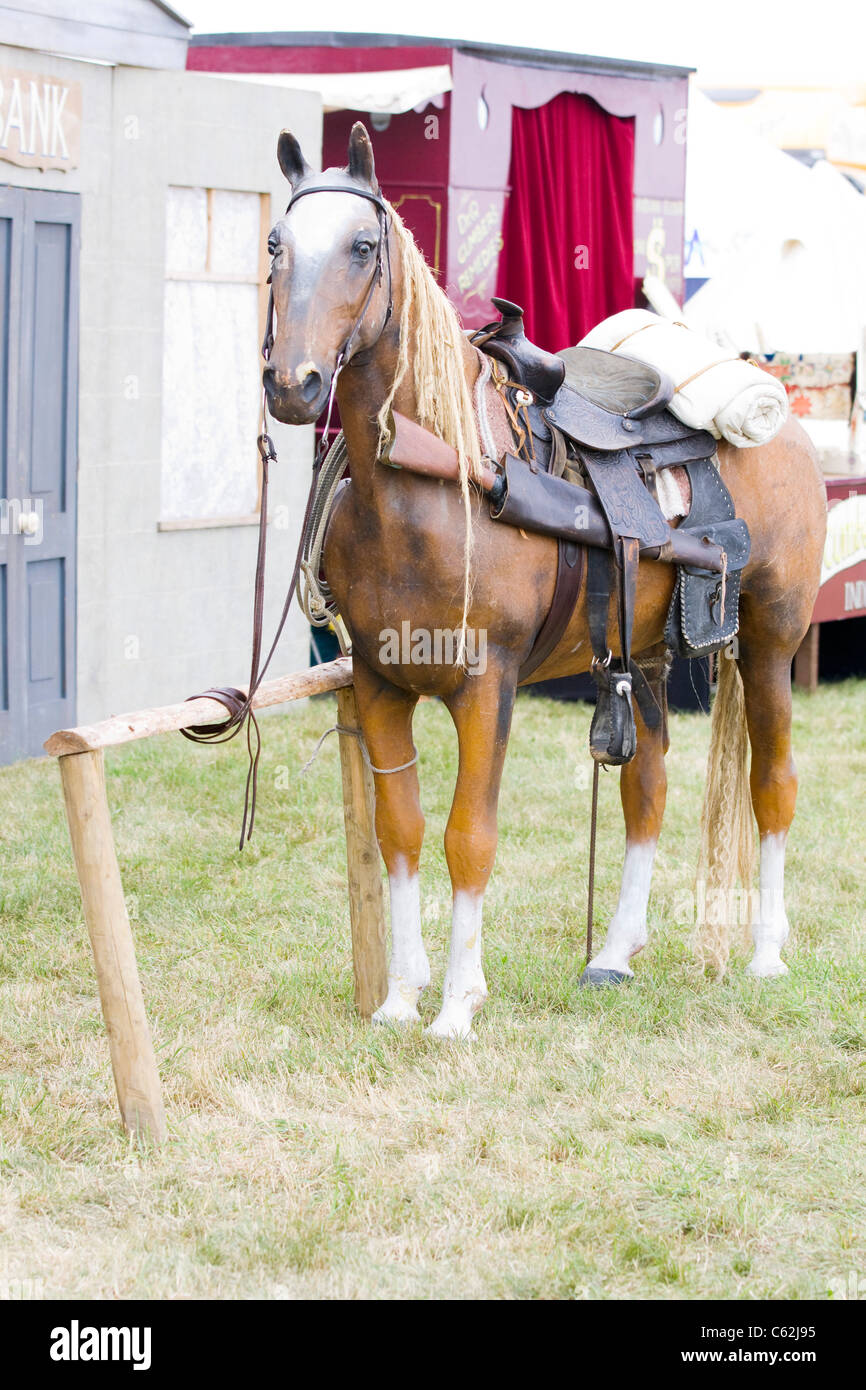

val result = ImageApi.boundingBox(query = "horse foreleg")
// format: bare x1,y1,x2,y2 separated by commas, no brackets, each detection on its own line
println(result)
737,646,798,977
350,656,429,1024
583,694,669,983
429,668,516,1039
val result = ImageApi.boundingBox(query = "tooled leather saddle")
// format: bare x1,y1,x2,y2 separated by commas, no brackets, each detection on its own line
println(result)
471,299,750,766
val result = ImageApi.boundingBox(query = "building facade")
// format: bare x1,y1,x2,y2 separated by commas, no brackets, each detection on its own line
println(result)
0,2,321,763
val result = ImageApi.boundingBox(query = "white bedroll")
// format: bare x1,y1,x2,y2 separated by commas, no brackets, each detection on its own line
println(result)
581,309,789,448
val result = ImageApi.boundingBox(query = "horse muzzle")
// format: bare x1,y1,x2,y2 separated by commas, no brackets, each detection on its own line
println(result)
263,361,331,425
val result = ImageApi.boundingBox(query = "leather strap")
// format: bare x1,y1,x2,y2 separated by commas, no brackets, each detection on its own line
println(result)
587,546,613,665
518,539,583,683
615,535,640,673
181,686,248,737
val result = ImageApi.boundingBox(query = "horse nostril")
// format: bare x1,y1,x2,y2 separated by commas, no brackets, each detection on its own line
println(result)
300,370,322,403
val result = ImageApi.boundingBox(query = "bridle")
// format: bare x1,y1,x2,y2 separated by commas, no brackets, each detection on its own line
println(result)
262,169,393,389
181,175,394,849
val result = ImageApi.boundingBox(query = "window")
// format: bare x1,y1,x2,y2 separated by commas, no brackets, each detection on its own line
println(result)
159,187,268,527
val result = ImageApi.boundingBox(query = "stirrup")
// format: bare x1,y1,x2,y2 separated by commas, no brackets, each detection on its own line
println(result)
589,660,637,765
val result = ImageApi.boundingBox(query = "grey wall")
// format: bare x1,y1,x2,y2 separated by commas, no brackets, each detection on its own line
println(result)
0,45,322,724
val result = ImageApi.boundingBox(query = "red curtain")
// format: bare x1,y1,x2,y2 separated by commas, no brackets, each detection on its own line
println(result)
495,92,635,351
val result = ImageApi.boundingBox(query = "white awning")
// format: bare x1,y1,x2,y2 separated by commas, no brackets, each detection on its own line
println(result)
215,64,452,115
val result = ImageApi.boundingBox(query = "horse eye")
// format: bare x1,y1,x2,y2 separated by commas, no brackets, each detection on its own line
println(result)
355,239,374,260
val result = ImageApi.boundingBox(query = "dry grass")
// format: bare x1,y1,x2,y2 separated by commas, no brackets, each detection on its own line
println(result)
0,680,864,1300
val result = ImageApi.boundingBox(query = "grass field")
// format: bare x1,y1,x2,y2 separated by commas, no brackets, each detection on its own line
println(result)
1,679,864,1300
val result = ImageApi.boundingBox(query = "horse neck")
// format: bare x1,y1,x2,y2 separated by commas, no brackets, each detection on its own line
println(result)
335,271,477,501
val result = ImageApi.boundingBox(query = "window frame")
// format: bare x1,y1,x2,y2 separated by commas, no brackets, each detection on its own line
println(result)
157,187,271,532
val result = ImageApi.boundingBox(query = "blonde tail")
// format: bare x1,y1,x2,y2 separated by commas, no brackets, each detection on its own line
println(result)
694,653,757,974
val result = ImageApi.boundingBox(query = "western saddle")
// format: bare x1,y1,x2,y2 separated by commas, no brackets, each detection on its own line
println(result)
471,299,750,766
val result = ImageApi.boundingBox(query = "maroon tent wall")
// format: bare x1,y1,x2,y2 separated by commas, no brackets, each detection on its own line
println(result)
445,47,688,332
495,93,635,349
323,105,451,283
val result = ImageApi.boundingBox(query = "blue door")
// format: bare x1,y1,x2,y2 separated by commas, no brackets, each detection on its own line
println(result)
0,187,79,763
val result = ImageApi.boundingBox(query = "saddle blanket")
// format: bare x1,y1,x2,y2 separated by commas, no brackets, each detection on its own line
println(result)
580,310,788,449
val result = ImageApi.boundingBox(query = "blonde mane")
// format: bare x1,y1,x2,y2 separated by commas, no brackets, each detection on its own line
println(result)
377,203,482,663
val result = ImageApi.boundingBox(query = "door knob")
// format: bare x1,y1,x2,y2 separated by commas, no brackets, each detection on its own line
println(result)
16,511,40,536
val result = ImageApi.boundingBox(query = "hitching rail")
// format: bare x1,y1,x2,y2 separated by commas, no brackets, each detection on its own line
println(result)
44,656,387,1144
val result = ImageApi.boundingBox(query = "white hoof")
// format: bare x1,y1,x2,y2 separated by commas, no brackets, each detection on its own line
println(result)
372,986,424,1026
425,1009,475,1042
372,1005,421,1027
747,956,789,979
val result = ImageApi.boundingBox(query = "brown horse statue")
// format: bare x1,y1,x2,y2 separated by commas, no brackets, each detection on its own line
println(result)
264,123,827,1038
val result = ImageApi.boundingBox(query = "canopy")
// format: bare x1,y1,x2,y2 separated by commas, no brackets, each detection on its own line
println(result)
209,64,452,115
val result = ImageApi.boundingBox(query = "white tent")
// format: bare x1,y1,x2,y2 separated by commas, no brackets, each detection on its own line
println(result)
682,89,866,356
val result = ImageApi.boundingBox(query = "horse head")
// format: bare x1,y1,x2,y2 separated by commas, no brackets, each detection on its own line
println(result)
264,122,392,425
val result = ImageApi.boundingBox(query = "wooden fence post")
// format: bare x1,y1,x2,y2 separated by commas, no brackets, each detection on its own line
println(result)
47,658,375,1137
335,686,387,1017
59,750,165,1143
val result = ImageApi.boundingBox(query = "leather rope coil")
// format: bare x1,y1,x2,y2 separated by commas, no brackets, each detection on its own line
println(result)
298,430,352,650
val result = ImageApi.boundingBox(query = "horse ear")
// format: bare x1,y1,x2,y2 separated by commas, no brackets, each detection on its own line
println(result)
347,121,378,190
277,130,311,186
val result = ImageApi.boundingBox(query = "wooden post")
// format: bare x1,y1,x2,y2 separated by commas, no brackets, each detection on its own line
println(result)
794,622,820,693
59,750,166,1143
335,686,387,1017
46,658,383,1137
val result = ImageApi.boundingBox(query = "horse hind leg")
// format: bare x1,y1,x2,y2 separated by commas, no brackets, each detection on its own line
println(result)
350,657,430,1024
724,514,822,977
582,660,669,984
736,640,800,977
701,426,826,978
700,610,808,978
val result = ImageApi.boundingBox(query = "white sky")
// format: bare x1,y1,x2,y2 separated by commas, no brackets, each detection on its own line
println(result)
178,0,866,88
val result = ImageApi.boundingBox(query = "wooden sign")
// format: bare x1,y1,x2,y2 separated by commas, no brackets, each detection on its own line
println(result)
0,68,81,172
813,478,866,623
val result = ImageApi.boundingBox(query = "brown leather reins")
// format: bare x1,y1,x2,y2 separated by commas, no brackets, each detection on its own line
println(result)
181,177,392,850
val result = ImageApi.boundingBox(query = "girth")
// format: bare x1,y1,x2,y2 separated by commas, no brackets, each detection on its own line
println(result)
518,539,584,684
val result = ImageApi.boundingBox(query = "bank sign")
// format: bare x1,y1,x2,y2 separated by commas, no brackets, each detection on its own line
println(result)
0,68,81,171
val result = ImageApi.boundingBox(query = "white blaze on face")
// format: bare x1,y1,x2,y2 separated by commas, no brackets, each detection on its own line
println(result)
372,859,430,1025
427,891,488,1041
590,839,657,976
747,832,790,978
